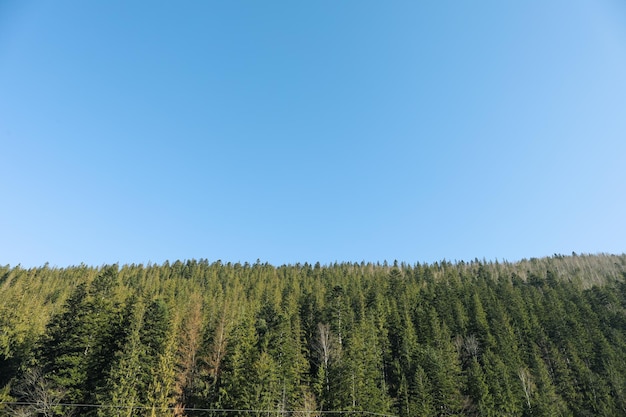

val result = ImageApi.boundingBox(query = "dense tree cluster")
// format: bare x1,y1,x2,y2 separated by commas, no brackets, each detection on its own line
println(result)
1,253,625,416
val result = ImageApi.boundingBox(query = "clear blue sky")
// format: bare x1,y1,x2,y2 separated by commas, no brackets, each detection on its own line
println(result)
1,1,625,267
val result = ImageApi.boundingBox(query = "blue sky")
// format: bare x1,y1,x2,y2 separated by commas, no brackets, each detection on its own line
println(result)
1,1,625,267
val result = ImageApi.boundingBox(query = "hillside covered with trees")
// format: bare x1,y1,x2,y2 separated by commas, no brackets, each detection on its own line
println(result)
1,253,626,416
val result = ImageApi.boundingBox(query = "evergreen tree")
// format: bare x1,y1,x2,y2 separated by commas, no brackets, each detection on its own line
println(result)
412,365,436,416
217,315,258,415
1,255,626,416
466,358,494,416
173,292,204,411
38,266,123,408
342,318,391,413
97,298,145,417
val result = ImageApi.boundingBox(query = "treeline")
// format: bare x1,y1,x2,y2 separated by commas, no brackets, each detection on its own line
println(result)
1,254,626,416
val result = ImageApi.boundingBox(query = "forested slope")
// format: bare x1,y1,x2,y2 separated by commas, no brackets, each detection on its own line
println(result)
1,254,625,416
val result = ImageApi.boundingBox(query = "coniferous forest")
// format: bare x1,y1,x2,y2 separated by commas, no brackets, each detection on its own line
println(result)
1,254,626,416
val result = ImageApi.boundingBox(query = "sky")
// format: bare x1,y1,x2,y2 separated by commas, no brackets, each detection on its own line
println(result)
1,1,625,268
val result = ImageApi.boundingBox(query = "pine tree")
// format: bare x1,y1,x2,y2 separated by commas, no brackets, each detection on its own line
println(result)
342,318,391,413
466,358,494,416
146,329,179,417
38,267,123,408
483,350,522,415
133,298,179,416
412,365,436,416
97,298,145,417
173,292,204,411
217,315,258,415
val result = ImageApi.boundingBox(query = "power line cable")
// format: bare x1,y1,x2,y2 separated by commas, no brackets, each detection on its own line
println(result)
0,402,397,417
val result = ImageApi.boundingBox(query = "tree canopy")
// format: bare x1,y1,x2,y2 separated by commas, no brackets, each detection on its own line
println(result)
1,253,626,416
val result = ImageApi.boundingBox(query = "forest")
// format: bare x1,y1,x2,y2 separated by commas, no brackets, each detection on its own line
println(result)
1,253,625,416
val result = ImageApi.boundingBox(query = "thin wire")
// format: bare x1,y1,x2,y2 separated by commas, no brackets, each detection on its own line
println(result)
0,402,397,417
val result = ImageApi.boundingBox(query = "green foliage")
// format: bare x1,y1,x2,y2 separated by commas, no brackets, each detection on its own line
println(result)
466,358,494,416
96,299,145,417
1,254,625,415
